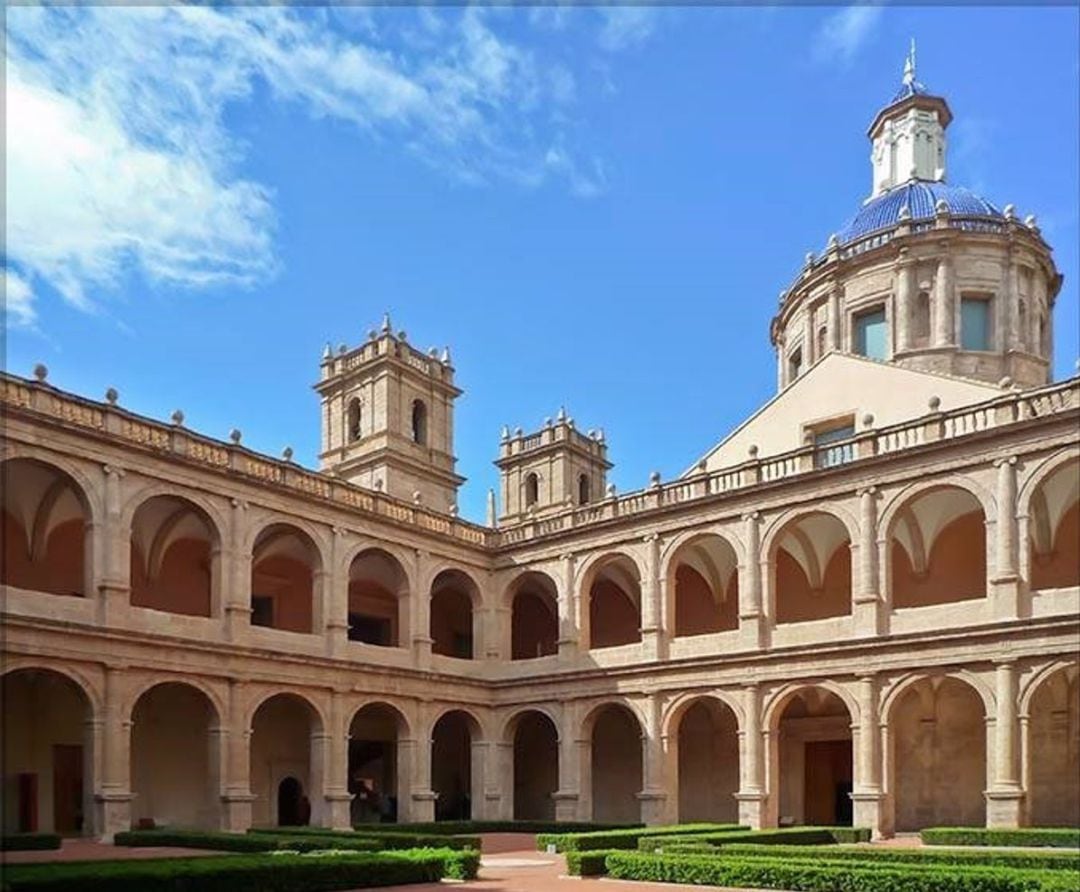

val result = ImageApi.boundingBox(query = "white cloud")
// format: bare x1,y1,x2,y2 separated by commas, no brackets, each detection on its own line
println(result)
813,5,884,65
4,268,36,329
597,7,658,52
4,6,610,321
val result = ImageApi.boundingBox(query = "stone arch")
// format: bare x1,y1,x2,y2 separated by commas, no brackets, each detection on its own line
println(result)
349,701,411,825
664,694,741,823
249,691,326,828
505,709,560,820
1,457,94,597
430,568,481,659
118,481,228,545
662,690,745,738
663,532,740,637
1,661,103,716
1,666,96,835
579,550,643,649
250,522,323,634
1023,662,1079,827
878,474,996,541
1021,455,1079,591
347,547,409,647
766,683,856,827
584,701,644,823
430,708,483,821
884,484,987,609
884,673,989,830
0,448,105,520
124,675,225,725
507,570,559,660
766,510,853,625
881,669,996,723
130,681,222,829
129,494,222,618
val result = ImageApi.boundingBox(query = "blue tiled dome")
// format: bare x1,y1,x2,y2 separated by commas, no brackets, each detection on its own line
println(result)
836,181,1002,245
889,79,929,104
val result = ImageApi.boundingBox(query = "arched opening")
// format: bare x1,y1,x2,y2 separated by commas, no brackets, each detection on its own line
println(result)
890,487,986,608
349,704,406,825
773,513,852,624
589,704,642,823
511,711,559,820
773,688,853,826
524,473,539,509
673,699,739,823
130,496,217,617
348,549,406,647
411,400,428,446
131,683,220,829
250,694,320,827
431,710,477,822
1,459,89,597
1,669,93,835
250,524,318,634
430,569,477,659
510,572,559,660
669,535,739,637
1027,666,1079,827
586,555,642,649
889,677,986,830
1029,461,1080,591
913,291,931,347
347,398,362,442
578,474,590,506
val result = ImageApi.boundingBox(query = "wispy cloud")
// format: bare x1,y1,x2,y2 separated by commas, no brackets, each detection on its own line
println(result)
813,5,884,65
597,7,659,52
4,6,616,325
3,269,36,329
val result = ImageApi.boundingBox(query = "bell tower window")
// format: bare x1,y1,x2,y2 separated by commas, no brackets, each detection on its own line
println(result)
411,399,428,446
347,398,361,442
524,473,539,508
578,474,590,506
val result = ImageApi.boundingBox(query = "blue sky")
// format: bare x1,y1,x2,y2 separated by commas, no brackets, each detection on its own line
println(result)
6,5,1079,521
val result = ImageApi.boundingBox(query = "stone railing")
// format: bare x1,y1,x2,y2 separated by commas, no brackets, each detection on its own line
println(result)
494,377,1079,546
3,373,1077,552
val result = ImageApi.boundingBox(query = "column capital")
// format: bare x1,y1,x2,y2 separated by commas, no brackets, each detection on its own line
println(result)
102,464,125,478
642,532,660,544
742,510,761,522
993,455,1018,468
857,485,878,497
559,552,575,562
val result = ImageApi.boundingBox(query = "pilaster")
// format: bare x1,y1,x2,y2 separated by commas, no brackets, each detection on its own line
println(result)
739,512,765,650
853,487,884,637
640,534,665,660
991,457,1021,620
986,661,1024,828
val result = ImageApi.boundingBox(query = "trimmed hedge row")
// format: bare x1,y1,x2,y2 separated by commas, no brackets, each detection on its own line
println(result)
638,826,872,851
0,834,62,852
603,852,1055,891
1,851,450,891
565,850,617,876
922,828,1080,849
246,826,481,851
115,830,277,852
380,820,635,835
715,843,1080,871
537,822,744,853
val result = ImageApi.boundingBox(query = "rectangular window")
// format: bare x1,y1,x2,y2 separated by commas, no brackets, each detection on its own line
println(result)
961,297,991,351
788,348,803,382
811,419,856,469
251,595,274,628
854,308,887,360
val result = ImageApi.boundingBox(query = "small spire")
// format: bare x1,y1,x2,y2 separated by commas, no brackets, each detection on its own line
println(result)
322,342,332,360
902,38,916,86
486,489,497,528
441,346,451,364
381,312,392,334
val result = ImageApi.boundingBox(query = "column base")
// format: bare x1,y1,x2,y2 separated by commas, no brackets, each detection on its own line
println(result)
553,791,580,823
852,595,884,638
557,638,578,662
412,637,433,671
639,628,666,662
93,790,132,841
734,791,767,830
738,614,766,651
985,787,1025,828
96,583,130,627
636,789,667,825
850,790,886,839
324,622,349,658
409,789,437,823
224,605,251,641
989,576,1022,621
220,792,256,832
323,792,354,830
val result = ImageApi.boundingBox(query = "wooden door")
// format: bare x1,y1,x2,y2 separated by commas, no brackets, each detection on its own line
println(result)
52,744,83,834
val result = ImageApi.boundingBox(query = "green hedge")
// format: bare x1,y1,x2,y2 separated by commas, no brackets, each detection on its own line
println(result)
716,843,1080,871
638,826,871,851
0,834,62,852
604,852,1056,891
565,850,617,876
115,830,278,852
537,822,744,853
247,826,480,851
922,828,1080,849
1,851,449,891
385,820,635,835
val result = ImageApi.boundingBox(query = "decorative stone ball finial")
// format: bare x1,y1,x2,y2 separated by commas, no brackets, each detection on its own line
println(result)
282,446,294,462
928,395,941,412
605,483,617,499
170,409,185,427
368,329,377,341
697,459,707,474
374,478,384,492
397,330,408,342
1024,214,1038,230
428,347,438,358
105,387,119,406
338,343,347,355
32,363,48,382
827,233,839,249
229,428,242,444
862,413,875,429
934,198,950,215
514,426,523,438
998,376,1013,389
898,204,911,221
649,471,661,488
544,417,553,428
1003,204,1016,221
412,490,422,505
778,290,787,307
596,428,605,443
449,503,459,517
748,444,759,458
804,251,814,267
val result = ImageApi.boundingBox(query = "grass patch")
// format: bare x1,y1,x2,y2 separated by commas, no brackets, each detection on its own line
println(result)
922,828,1080,849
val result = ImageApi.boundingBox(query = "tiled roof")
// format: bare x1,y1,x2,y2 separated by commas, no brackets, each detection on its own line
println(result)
837,181,1002,245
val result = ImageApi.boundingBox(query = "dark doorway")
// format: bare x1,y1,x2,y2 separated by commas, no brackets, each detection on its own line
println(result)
52,745,83,834
803,740,853,825
277,776,303,826
18,773,38,832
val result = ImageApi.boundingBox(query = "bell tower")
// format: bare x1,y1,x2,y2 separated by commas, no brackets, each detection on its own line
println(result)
315,315,464,512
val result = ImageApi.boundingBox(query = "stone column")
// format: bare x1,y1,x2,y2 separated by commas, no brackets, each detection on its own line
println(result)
557,553,579,660
411,550,433,668
395,735,418,822
471,739,498,819
1002,255,1017,351
991,457,1021,620
96,465,129,626
895,250,915,352
828,283,842,351
986,661,1024,827
637,696,667,825
735,684,766,829
851,675,886,838
409,705,437,822
739,512,765,650
554,701,582,821
640,534,664,660
221,680,254,831
853,487,883,637
93,666,132,840
801,315,814,368
325,528,349,657
934,252,954,347
321,691,352,830
224,499,251,641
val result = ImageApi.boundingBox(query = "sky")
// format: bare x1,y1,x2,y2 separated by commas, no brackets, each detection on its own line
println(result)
5,5,1079,522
